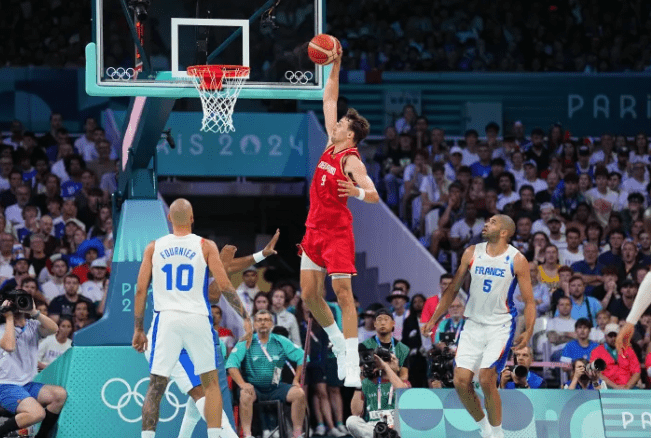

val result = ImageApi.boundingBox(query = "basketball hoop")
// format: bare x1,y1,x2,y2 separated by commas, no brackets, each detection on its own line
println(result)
186,65,250,133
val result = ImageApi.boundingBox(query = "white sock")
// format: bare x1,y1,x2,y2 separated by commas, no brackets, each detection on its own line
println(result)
178,397,202,438
476,416,491,434
207,427,223,438
195,397,207,422
221,409,239,438
324,323,345,353
345,337,359,364
141,432,155,438
492,423,504,438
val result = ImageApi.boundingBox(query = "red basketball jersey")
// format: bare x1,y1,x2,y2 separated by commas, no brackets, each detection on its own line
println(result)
305,145,361,230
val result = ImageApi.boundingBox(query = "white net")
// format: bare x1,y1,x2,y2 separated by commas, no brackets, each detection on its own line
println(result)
187,66,249,134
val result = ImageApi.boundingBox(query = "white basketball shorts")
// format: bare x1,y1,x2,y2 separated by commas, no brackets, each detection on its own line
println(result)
148,310,216,378
454,318,516,375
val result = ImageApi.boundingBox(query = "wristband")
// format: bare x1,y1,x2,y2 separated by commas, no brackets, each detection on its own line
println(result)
253,251,266,264
355,188,366,201
31,310,41,320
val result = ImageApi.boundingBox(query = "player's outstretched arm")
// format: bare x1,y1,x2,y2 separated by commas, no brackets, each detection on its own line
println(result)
323,47,342,140
422,246,473,336
204,240,248,319
340,155,380,203
220,229,280,275
132,241,154,353
512,252,535,350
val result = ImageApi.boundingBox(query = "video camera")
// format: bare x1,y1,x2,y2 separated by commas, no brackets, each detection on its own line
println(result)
373,421,400,438
359,344,392,379
0,288,33,314
584,358,606,375
427,331,456,387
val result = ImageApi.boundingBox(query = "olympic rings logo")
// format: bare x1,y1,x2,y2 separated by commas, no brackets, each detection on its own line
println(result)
101,377,185,423
105,67,136,81
285,70,314,85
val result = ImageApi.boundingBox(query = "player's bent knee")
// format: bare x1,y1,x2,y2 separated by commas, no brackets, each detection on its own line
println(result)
453,373,472,389
478,370,497,388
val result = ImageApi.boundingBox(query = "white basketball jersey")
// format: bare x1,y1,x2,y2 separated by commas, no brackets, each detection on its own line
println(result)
151,233,209,316
465,242,520,325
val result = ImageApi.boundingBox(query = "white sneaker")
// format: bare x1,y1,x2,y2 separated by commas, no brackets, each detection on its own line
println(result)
332,343,347,381
314,424,327,436
337,424,349,435
344,363,362,388
328,427,346,437
480,430,494,438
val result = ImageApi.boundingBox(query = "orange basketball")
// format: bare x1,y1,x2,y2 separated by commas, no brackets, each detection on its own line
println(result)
308,34,342,65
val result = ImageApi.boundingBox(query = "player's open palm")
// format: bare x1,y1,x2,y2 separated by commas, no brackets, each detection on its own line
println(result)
338,179,359,198
132,330,147,353
263,229,280,257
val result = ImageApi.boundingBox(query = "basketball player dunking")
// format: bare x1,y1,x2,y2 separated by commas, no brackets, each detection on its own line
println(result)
422,215,536,438
299,47,379,387
132,199,251,438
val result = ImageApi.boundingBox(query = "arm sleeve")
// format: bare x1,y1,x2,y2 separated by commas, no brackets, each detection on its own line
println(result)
626,272,651,324
225,341,247,369
279,336,305,365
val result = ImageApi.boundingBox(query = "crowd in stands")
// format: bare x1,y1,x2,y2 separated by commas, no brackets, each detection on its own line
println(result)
5,0,651,73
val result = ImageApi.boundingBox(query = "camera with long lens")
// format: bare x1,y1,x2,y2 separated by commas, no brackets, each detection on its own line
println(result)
128,0,151,22
359,344,392,379
373,421,400,438
427,333,456,387
585,358,606,374
0,289,34,314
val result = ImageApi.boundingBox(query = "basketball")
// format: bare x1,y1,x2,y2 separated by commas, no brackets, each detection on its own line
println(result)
308,34,342,65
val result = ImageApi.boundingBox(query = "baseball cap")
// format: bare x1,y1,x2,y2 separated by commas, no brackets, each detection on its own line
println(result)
546,215,561,223
524,160,537,168
374,308,394,320
618,146,630,155
578,145,590,155
540,202,554,212
604,323,620,336
65,218,86,232
450,146,463,155
11,253,28,266
243,266,257,274
91,258,108,268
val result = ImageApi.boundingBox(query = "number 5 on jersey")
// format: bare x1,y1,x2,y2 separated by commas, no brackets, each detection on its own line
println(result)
162,264,194,291
483,279,492,293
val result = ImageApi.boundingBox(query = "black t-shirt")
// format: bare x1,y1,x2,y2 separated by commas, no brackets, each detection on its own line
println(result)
607,298,632,321
48,294,95,319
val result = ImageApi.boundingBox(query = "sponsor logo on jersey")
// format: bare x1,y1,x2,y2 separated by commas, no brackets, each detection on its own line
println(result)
317,161,337,175
474,266,506,277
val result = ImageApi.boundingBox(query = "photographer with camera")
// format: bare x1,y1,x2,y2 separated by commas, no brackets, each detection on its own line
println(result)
347,348,408,438
0,290,67,437
500,347,546,389
590,323,641,389
563,358,606,390
361,309,409,381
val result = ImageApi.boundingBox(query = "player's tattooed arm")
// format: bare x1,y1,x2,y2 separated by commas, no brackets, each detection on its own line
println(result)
204,238,248,319
221,285,249,319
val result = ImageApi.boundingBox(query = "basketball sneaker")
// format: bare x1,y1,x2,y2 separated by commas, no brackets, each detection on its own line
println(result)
344,363,362,388
331,343,347,380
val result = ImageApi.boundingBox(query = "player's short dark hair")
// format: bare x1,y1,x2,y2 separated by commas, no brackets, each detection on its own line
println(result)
346,108,370,143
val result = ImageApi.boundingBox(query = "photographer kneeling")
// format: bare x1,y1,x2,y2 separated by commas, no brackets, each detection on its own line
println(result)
499,346,546,389
346,349,408,438
0,291,67,437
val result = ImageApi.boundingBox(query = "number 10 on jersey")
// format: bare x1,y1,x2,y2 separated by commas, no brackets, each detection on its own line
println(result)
162,264,194,291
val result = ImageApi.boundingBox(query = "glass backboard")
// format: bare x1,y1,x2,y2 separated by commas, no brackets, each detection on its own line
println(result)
88,0,327,99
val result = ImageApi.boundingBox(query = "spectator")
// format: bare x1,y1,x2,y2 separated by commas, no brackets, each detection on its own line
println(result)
358,308,377,343
385,289,409,342
251,291,271,318
590,323,641,389
544,297,577,360
470,144,492,178
607,279,638,322
590,309,611,344
74,117,98,162
37,317,73,371
19,278,48,310
434,297,465,347
556,276,602,326
38,112,63,151
518,160,547,194
48,274,94,323
525,128,550,171
618,241,640,284
496,172,519,211
72,300,94,331
607,147,632,180
41,258,68,304
584,166,619,228
70,238,103,281
421,274,452,345
226,310,306,438
511,215,533,255
394,105,416,134
526,231,551,264
79,258,108,304
383,133,413,209
575,145,595,180
560,318,599,365
622,160,648,196
563,358,606,390
515,262,550,326
546,215,567,251
401,293,427,388
5,184,33,227
589,266,619,311
532,203,563,236
449,201,483,259
87,140,115,179
538,244,560,289
0,254,35,293
211,304,235,355
419,162,451,230
0,170,23,210
461,130,480,167
552,172,585,221
270,288,300,346
362,308,409,381
429,182,465,263
512,185,539,220
598,229,625,267
559,227,584,266
536,171,561,204
622,193,645,235
500,347,546,389
571,243,604,297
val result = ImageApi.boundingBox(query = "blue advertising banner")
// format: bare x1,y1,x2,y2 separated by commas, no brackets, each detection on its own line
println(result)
110,111,315,177
396,388,606,438
601,391,651,438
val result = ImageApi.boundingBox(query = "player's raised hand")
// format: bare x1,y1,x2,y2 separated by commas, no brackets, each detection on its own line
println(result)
220,245,238,266
132,330,148,353
262,229,280,258
338,179,361,198
616,322,635,357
